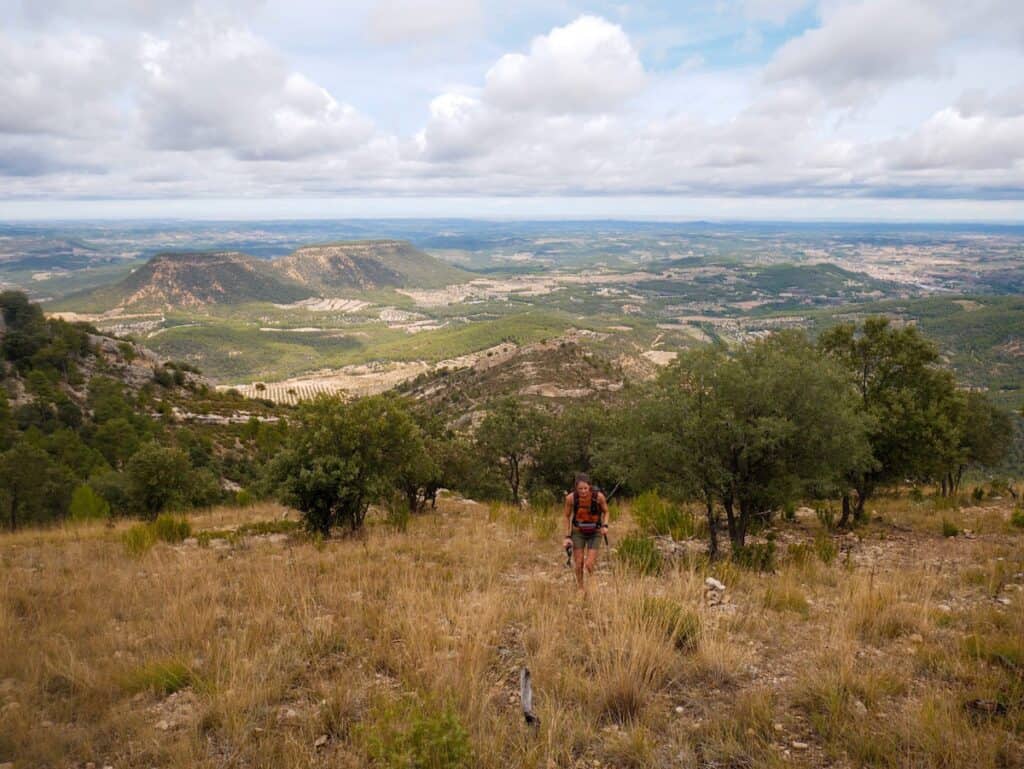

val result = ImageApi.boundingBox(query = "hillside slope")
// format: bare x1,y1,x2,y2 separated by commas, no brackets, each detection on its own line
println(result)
271,240,470,291
54,251,313,311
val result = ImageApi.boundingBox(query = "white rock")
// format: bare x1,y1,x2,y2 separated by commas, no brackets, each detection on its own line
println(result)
314,734,329,748
791,741,809,750
675,706,684,714
705,577,726,591
996,597,1012,606
156,719,171,731
852,699,868,717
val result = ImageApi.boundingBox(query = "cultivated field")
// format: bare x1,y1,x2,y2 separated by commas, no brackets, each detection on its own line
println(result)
1,496,1022,768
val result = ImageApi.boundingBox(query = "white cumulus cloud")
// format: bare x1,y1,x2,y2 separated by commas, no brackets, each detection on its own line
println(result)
483,15,645,114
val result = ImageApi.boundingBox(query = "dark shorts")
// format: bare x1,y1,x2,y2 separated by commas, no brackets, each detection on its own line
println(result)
571,529,602,550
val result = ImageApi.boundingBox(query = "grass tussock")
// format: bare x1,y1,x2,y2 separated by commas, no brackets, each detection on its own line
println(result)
1,497,1022,768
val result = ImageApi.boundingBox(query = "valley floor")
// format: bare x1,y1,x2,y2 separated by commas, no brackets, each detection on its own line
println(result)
1,497,1023,768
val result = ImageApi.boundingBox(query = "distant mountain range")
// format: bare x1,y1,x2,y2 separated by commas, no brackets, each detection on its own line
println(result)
50,240,470,311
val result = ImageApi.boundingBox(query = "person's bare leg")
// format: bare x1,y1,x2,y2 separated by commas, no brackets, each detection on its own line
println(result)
585,546,599,576
573,545,585,590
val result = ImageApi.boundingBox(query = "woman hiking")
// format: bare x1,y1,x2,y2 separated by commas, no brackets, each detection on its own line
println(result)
563,473,609,591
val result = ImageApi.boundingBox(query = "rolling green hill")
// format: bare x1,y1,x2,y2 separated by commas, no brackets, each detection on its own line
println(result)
809,295,1024,405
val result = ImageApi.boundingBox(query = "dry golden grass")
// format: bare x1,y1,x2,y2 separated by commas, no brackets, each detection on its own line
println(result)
1,495,1023,768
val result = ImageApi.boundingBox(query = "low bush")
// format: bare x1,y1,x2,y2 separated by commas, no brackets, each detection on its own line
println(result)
152,513,191,543
814,531,838,564
122,523,156,556
637,596,701,651
941,518,961,538
616,532,662,576
733,542,775,571
1010,507,1024,529
122,659,193,695
632,491,698,540
362,697,472,769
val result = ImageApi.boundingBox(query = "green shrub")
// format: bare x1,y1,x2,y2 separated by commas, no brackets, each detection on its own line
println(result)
763,583,810,616
1010,508,1024,529
632,491,697,539
616,532,662,576
235,489,256,507
941,518,960,538
733,542,776,571
122,659,193,695
638,596,701,651
971,486,985,502
363,697,472,769
814,531,838,564
815,505,836,531
909,487,925,502
786,542,813,566
385,495,411,533
68,484,110,522
122,523,156,556
152,513,191,543
234,519,301,536
782,500,797,522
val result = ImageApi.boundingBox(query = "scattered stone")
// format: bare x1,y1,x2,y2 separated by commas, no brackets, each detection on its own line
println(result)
314,734,329,748
996,597,1012,606
791,741,809,750
278,707,299,721
705,577,726,592
156,719,171,731
909,633,924,644
852,699,868,717
773,723,785,732
675,706,685,714
937,603,952,613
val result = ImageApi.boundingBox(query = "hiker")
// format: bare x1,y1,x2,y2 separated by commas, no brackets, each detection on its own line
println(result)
563,473,609,590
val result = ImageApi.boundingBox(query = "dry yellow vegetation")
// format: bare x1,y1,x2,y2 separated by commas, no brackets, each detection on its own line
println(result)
1,497,1022,768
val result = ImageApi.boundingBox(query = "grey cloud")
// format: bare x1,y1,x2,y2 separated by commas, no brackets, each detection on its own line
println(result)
765,0,948,104
138,17,375,160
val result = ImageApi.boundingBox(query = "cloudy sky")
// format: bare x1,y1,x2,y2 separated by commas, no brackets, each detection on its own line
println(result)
2,0,1024,219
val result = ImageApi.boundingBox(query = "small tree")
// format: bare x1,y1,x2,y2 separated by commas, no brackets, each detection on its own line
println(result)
69,484,111,522
125,443,194,519
0,440,75,529
821,318,964,521
269,395,425,535
476,397,545,504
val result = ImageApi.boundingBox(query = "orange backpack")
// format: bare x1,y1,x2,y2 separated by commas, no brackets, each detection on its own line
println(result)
572,489,602,534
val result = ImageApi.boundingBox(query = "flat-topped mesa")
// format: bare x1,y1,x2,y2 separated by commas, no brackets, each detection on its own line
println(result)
271,239,469,292
274,243,406,290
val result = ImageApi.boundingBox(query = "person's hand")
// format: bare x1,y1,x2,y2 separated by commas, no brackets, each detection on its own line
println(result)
601,524,609,533
563,535,572,545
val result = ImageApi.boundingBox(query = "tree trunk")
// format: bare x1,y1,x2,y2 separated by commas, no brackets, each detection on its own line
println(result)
839,493,852,529
705,493,718,560
507,454,521,504
854,490,867,522
8,489,16,532
723,496,738,548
